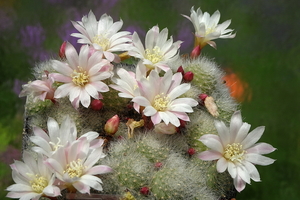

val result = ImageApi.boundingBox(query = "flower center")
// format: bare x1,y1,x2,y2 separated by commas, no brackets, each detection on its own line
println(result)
153,93,169,111
64,159,85,178
30,175,48,193
145,46,163,64
223,143,245,163
72,67,89,86
92,34,109,51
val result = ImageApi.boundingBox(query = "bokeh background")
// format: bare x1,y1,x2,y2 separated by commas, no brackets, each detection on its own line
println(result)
0,0,299,199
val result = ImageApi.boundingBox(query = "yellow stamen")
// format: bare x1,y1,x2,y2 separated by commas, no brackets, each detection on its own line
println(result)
223,143,245,163
64,159,85,178
92,34,109,51
30,174,48,193
145,46,163,64
72,67,89,86
153,93,169,111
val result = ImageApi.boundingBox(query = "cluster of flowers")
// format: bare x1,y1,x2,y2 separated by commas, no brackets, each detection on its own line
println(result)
7,6,275,199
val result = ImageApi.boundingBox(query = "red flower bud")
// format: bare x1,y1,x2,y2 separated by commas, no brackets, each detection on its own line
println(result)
199,93,208,101
183,71,194,82
104,115,120,135
154,162,163,169
140,187,150,195
190,45,201,58
59,41,67,59
91,99,103,111
177,66,184,75
187,147,196,155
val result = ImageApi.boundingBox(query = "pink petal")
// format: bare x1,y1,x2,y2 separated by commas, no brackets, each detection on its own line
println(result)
198,150,222,161
86,165,113,175
233,175,246,192
245,153,275,166
246,142,276,155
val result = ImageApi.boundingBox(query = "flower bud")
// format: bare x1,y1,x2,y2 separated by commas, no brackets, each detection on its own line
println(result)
190,45,201,58
154,123,177,134
183,71,194,82
177,66,184,75
104,115,120,135
140,186,150,195
187,147,196,155
198,93,208,105
59,41,67,59
90,99,103,111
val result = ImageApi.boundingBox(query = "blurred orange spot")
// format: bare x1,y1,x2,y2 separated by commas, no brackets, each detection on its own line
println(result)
223,69,252,102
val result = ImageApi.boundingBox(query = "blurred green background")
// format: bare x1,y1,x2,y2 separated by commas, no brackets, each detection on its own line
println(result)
0,0,299,199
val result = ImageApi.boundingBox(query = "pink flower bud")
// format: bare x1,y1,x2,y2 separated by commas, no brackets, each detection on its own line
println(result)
190,45,201,58
183,71,194,82
59,41,67,59
177,66,184,75
154,162,163,169
104,115,120,135
90,99,103,111
199,93,208,102
140,187,150,195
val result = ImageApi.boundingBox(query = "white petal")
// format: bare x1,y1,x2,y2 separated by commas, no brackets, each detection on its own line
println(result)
216,157,228,173
227,161,237,178
245,153,275,166
229,110,243,143
241,126,265,149
214,120,230,146
198,134,224,153
243,161,261,182
233,175,246,192
235,122,251,143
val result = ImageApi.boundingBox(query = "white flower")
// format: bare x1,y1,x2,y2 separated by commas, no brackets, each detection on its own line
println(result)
198,110,276,192
71,11,132,62
49,42,113,109
19,73,55,102
30,116,100,157
182,6,236,49
45,137,112,194
132,70,198,127
128,26,182,72
6,151,60,200
109,63,147,111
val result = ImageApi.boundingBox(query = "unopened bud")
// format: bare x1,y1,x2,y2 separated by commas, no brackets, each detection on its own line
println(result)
91,99,103,111
140,187,150,195
190,45,201,58
154,123,178,134
183,71,194,82
104,115,120,135
177,66,184,75
198,93,208,105
59,41,67,59
187,147,196,155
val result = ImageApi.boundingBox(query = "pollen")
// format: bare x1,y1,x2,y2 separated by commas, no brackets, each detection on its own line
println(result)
72,67,89,86
153,93,170,111
145,46,163,64
223,143,245,163
92,34,110,51
30,175,48,193
64,159,85,178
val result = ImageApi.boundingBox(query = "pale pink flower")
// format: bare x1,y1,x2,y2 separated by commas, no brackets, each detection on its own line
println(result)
71,11,132,62
49,42,113,109
132,70,198,127
182,6,236,49
128,26,182,72
30,116,100,157
198,110,276,192
19,74,55,102
6,151,60,200
45,137,112,194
